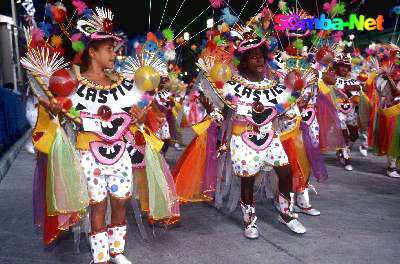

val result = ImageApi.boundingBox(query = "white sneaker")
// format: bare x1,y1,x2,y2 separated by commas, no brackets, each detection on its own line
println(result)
173,143,183,150
243,218,259,239
25,142,35,154
294,205,321,216
278,215,306,234
359,146,368,157
241,203,259,239
386,169,400,178
110,254,132,264
344,164,353,171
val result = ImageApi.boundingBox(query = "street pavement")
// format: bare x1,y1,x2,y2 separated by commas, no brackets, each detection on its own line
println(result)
0,128,399,264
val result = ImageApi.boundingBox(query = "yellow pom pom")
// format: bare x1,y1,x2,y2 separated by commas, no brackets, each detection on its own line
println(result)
220,23,230,33
51,35,63,48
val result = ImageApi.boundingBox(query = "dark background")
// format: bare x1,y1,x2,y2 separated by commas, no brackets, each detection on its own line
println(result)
1,0,399,36
1,0,399,80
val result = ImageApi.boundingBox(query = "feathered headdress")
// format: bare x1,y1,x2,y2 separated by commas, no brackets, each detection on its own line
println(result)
76,7,122,43
230,24,265,53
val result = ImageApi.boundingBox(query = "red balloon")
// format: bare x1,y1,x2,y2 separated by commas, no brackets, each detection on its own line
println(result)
55,97,72,111
97,105,112,121
316,46,334,65
49,69,78,97
285,44,297,56
284,70,305,91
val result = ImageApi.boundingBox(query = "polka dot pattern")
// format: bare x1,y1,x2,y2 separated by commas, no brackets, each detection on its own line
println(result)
89,231,110,263
80,150,133,203
230,135,289,177
108,225,127,256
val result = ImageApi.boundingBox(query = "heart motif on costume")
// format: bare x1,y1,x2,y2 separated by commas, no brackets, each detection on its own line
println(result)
338,103,352,114
81,112,132,142
301,108,316,126
127,144,145,168
89,141,126,165
246,106,277,126
241,130,274,151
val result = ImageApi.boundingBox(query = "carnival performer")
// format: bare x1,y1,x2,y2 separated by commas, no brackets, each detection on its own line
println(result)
22,5,179,264
273,44,329,217
333,52,363,171
367,44,400,178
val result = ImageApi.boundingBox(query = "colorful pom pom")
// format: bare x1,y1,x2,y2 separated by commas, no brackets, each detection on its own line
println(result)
50,35,63,48
162,28,174,41
210,0,224,9
332,2,346,16
221,7,238,26
72,41,85,52
31,27,45,43
72,0,87,15
51,4,67,23
71,33,82,42
294,39,304,50
38,22,53,38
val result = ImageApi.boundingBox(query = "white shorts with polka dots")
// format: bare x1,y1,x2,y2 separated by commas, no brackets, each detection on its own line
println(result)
337,104,358,129
79,149,133,204
230,134,289,177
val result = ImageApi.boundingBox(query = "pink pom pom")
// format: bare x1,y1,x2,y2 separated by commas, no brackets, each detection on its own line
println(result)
164,41,175,50
31,27,45,42
72,0,87,15
365,48,375,56
323,0,337,14
71,33,82,42
210,0,224,9
332,31,343,42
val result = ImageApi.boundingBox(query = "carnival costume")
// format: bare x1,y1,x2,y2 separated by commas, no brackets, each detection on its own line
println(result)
21,5,179,264
331,53,363,171
366,44,400,178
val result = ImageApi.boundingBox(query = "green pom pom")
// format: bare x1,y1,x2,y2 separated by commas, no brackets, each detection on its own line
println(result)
214,35,224,46
68,107,80,118
162,28,174,41
351,57,362,64
288,96,297,104
72,41,85,52
294,39,303,50
332,3,346,16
